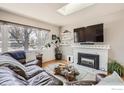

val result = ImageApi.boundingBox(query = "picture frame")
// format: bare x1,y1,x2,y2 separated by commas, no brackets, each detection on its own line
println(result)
52,34,57,40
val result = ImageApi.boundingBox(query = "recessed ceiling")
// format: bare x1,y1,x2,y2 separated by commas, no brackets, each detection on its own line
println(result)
0,3,124,27
57,3,95,16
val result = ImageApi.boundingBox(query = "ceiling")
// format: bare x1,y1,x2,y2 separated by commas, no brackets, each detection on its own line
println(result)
0,3,124,27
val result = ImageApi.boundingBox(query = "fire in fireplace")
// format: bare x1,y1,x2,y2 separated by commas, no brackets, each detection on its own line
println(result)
78,53,99,69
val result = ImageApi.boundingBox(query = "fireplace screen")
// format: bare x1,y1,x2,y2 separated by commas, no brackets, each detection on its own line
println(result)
78,53,99,69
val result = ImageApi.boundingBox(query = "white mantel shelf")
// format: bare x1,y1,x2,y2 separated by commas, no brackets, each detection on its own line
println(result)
71,44,110,50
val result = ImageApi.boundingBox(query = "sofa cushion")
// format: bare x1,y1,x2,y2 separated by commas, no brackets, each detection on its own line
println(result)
3,51,26,64
0,55,27,79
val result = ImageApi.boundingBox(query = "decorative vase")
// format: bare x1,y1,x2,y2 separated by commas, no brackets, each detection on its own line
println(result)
55,53,62,60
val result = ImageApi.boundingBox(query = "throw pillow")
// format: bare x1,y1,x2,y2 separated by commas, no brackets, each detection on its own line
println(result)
97,71,124,85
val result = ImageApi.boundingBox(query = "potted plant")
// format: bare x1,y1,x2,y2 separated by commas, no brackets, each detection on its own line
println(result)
108,59,124,77
45,35,62,60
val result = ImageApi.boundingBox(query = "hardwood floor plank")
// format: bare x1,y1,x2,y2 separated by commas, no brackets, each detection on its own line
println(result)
42,60,68,68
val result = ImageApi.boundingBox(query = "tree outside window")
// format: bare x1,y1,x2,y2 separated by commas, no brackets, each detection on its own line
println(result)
0,21,49,51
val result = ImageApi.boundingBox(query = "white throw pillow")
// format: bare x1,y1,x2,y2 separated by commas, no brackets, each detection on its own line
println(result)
0,55,27,72
97,71,124,85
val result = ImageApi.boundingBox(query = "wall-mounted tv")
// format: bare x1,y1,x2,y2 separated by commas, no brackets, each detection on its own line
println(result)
74,23,104,43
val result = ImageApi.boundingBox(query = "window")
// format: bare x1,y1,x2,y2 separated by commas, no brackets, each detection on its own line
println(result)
0,21,49,52
28,29,49,50
8,25,24,51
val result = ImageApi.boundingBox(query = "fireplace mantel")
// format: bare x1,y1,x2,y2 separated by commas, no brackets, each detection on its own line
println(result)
71,44,110,50
72,44,110,72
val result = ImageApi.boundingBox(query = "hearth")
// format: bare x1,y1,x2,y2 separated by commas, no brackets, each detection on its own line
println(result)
78,53,99,69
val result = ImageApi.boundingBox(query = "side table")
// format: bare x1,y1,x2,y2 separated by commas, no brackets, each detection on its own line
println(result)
36,54,43,67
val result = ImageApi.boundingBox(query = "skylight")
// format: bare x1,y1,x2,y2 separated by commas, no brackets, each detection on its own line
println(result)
57,3,94,16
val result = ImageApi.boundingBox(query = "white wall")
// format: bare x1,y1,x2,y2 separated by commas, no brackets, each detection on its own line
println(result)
0,9,60,62
61,10,124,66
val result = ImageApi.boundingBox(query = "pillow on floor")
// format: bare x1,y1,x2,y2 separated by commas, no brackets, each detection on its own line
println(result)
97,71,124,85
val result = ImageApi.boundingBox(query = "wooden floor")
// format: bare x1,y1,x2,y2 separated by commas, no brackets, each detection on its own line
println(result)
42,60,69,68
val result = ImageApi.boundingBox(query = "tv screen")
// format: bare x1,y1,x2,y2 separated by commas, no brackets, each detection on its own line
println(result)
74,23,104,43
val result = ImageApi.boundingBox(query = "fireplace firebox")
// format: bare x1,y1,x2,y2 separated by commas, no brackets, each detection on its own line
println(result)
78,53,99,69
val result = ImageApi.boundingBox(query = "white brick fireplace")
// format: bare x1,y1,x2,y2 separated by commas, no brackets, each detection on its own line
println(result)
72,44,110,72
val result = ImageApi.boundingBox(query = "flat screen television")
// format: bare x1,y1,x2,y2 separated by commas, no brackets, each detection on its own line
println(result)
74,23,104,43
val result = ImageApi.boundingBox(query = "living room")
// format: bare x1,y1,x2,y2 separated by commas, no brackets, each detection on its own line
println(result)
0,2,124,88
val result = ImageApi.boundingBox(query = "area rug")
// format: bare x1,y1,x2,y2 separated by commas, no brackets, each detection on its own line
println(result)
44,63,96,82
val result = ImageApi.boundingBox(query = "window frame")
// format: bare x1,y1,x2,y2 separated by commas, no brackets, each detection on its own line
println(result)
0,20,50,52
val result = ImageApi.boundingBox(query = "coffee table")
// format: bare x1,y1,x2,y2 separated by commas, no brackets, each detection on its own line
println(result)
44,63,97,84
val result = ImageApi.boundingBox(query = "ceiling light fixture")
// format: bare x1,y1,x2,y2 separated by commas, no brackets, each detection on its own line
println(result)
57,3,94,16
